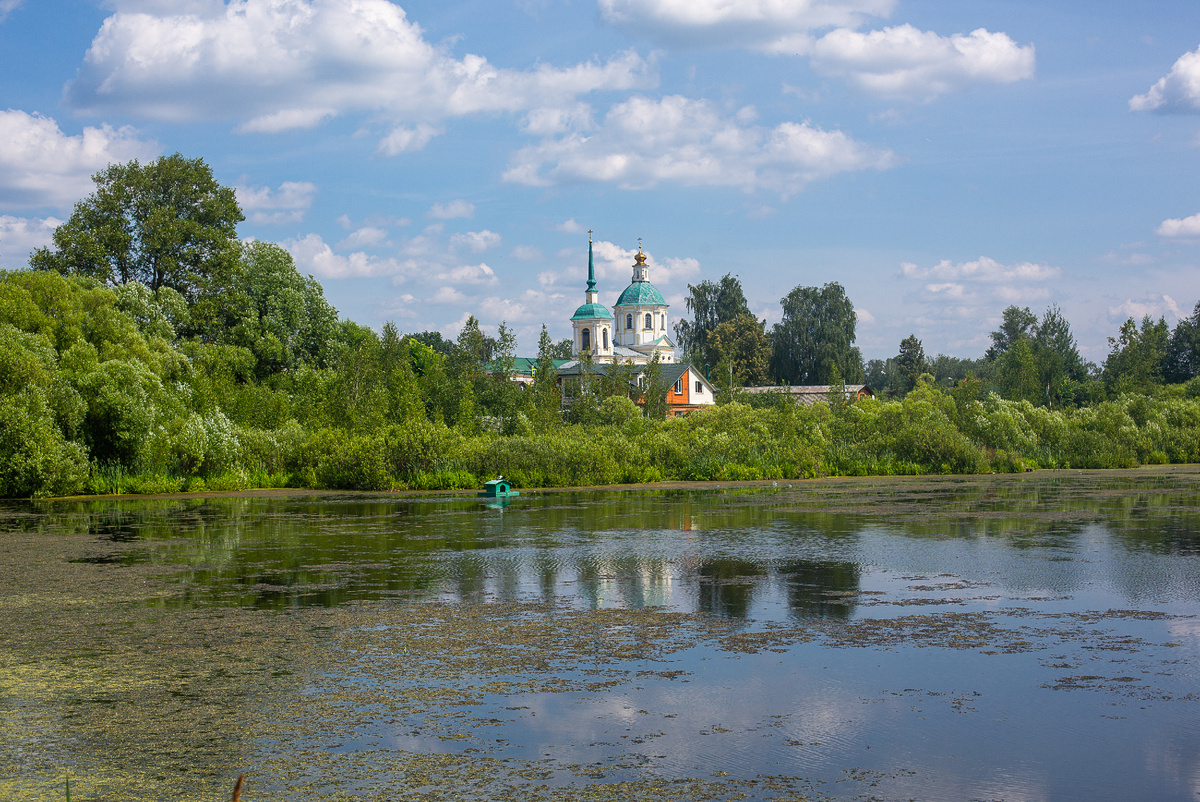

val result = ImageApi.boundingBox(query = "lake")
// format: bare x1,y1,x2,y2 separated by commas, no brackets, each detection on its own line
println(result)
2,466,1199,801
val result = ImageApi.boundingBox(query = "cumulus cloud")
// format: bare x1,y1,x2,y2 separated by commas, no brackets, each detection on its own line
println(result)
450,230,501,253
0,110,159,210
1109,294,1183,322
437,262,497,285
896,256,1060,331
1130,46,1200,113
806,25,1035,100
66,0,656,152
377,124,442,155
600,2,1033,100
599,0,894,48
0,215,61,269
1156,212,1200,237
504,94,894,195
234,180,316,225
286,233,411,279
336,226,390,250
557,218,585,233
429,199,475,219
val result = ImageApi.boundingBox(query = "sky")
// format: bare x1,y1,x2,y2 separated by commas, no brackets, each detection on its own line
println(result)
1,0,1199,363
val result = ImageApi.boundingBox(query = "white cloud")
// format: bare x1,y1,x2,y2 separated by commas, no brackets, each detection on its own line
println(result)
855,307,875,324
504,94,894,195
377,124,442,155
1156,212,1200,237
286,233,411,279
806,25,1035,100
336,226,389,250
588,239,701,288
429,199,475,219
437,262,497,285
900,256,1059,283
67,0,656,152
1108,294,1183,322
0,215,61,269
599,0,894,48
450,230,501,253
234,180,316,225
0,110,159,210
1130,46,1200,113
0,1,23,22
557,218,585,233
432,286,469,304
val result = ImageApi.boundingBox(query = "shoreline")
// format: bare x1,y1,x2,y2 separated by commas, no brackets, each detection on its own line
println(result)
26,462,1198,504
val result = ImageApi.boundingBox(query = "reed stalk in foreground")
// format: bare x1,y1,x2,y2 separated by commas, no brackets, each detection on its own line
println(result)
231,773,244,802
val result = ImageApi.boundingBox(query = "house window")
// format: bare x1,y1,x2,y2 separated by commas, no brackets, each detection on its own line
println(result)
673,379,682,395
644,313,653,330
602,328,609,350
695,381,702,394
626,313,633,330
580,328,590,351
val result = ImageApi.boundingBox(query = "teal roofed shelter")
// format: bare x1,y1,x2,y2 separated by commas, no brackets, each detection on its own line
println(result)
479,477,519,498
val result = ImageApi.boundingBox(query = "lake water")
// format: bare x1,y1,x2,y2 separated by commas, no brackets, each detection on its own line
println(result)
2,467,1199,801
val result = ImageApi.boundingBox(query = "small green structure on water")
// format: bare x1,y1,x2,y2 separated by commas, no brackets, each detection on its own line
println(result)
479,477,519,498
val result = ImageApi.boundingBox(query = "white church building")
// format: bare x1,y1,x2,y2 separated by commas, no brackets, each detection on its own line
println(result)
568,237,676,365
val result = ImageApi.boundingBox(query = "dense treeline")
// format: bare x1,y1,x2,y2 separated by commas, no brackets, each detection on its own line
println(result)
2,155,1199,497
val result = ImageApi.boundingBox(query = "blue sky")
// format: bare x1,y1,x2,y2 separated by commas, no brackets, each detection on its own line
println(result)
1,0,1199,363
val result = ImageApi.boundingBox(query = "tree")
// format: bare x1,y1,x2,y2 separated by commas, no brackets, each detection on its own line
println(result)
31,154,243,302
217,241,338,376
770,282,863,385
674,274,751,368
985,306,1037,361
529,325,563,424
709,313,771,388
1165,300,1200,383
894,334,926,395
1104,315,1169,393
640,352,670,420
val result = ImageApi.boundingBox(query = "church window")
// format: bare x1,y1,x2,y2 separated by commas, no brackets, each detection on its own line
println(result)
660,314,665,329
644,313,652,330
626,313,633,330
602,329,609,350
580,328,591,351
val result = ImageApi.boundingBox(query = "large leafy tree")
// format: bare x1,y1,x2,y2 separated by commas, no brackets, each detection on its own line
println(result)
674,273,751,368
770,282,863,385
986,304,1089,406
31,154,243,303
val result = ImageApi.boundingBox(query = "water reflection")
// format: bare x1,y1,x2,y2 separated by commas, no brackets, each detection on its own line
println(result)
779,560,860,620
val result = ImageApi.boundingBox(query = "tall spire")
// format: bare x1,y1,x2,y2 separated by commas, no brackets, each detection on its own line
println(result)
586,230,596,293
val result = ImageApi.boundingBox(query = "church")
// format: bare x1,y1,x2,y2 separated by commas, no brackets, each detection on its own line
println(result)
567,236,676,365
552,235,717,415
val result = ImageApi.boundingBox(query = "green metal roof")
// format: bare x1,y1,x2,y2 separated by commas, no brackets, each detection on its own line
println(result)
570,302,613,320
615,281,667,307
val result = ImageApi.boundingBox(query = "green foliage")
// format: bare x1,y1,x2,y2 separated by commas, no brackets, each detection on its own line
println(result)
770,282,864,385
674,273,751,368
1104,315,1169,394
30,154,242,303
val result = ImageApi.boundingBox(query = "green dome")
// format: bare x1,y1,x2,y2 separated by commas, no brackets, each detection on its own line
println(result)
571,302,612,320
615,281,667,307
